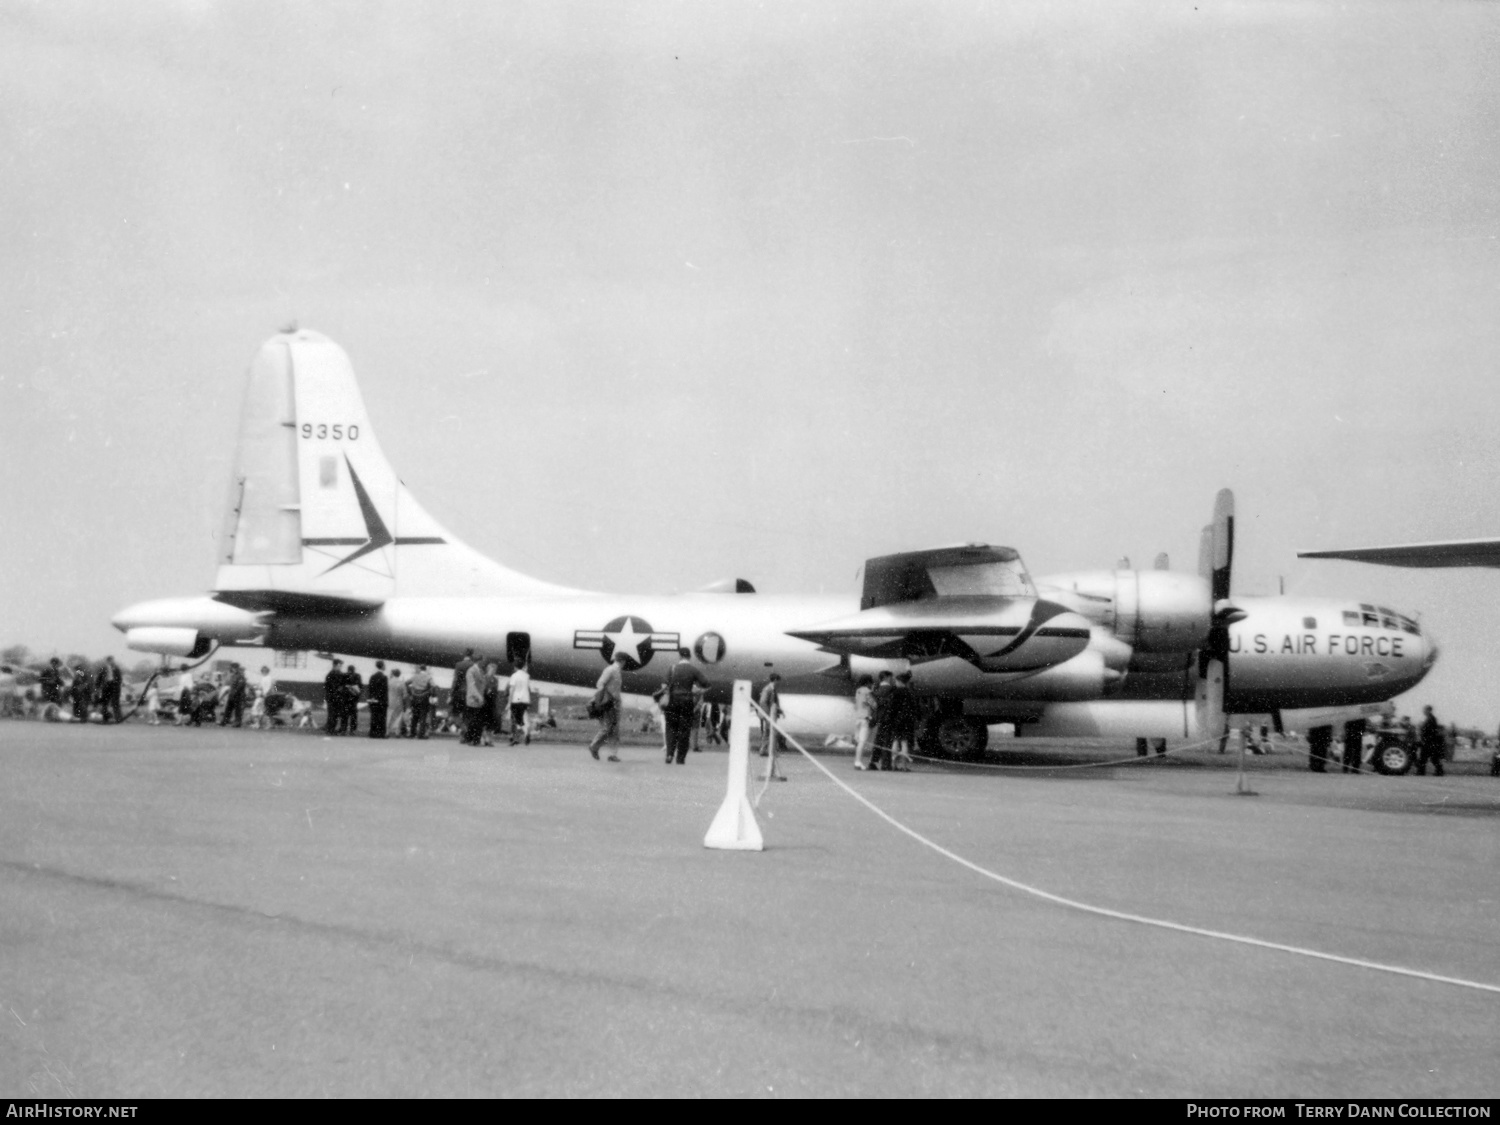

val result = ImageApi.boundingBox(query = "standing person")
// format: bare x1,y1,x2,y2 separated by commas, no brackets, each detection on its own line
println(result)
480,661,500,747
39,658,63,709
889,671,917,771
870,671,897,771
220,664,247,728
367,661,389,739
71,662,93,723
143,678,162,725
706,702,723,746
463,656,488,746
190,677,216,726
450,648,476,741
663,648,710,765
507,661,532,745
588,652,628,762
97,656,124,724
254,666,277,730
343,664,365,735
852,675,876,771
176,671,195,726
323,659,345,734
387,668,407,737
652,684,671,756
1416,705,1446,777
407,665,433,739
758,674,787,781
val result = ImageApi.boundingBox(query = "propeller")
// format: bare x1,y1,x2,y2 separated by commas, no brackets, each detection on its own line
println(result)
1198,489,1244,722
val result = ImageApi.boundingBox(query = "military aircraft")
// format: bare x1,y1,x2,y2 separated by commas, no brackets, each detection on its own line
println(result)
112,330,1437,757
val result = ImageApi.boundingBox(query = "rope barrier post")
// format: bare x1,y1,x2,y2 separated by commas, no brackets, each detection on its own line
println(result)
1235,724,1257,797
704,680,763,851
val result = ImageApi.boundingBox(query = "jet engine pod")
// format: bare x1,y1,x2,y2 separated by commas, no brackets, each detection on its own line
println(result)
125,627,212,658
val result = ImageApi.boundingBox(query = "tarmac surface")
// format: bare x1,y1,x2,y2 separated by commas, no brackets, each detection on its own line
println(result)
1,720,1497,1098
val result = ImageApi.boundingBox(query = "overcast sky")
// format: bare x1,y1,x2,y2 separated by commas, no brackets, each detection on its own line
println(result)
4,1,1499,724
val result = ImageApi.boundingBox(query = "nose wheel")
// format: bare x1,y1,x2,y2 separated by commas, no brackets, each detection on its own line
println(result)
1370,734,1414,775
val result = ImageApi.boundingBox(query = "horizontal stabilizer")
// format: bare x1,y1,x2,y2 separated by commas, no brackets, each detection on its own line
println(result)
213,590,383,618
697,578,757,594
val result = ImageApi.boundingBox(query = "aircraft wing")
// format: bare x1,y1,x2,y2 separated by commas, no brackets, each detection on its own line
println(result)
1298,538,1500,569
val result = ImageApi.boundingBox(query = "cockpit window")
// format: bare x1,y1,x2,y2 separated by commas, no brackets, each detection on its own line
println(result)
928,560,1035,598
1345,606,1420,634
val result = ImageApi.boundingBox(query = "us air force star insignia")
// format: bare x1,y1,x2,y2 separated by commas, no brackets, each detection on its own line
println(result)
605,618,649,665
572,616,681,670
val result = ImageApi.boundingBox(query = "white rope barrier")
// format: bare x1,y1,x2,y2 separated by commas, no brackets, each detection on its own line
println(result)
909,734,1223,771
748,703,1500,997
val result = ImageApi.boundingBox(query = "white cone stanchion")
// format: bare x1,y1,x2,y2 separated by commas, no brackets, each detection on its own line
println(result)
703,680,763,851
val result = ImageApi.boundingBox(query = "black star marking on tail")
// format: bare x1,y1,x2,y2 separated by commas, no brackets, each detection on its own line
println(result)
302,456,445,574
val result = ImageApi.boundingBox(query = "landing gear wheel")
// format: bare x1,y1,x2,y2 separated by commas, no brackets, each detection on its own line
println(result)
1371,736,1413,776
933,715,988,761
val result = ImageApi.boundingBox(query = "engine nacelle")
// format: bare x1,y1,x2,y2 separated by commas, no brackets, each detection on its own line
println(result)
124,627,213,658
1036,569,1210,654
910,648,1118,702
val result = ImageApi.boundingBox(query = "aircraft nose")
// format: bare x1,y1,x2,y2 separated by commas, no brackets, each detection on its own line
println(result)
1407,622,1438,686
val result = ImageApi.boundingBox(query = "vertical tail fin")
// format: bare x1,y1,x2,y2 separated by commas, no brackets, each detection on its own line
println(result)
215,330,575,603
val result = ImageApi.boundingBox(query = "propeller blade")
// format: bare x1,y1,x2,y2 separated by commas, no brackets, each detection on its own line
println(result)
1210,488,1234,602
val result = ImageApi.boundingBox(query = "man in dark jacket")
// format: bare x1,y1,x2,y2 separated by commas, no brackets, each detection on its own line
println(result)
71,662,93,723
97,656,124,724
451,648,476,738
219,664,247,728
342,664,364,735
324,659,345,734
367,661,389,739
39,658,63,707
870,671,897,770
1416,705,1445,777
663,648,709,765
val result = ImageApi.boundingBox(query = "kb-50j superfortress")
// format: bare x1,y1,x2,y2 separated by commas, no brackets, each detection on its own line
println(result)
114,330,1435,755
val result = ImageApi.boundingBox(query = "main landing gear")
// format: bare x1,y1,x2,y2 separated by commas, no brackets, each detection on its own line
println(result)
919,708,989,761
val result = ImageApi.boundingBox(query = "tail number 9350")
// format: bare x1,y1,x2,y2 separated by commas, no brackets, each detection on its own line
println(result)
301,423,360,441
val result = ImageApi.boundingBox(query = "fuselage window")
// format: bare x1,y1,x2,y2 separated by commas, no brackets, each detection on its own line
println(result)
1302,617,1317,629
